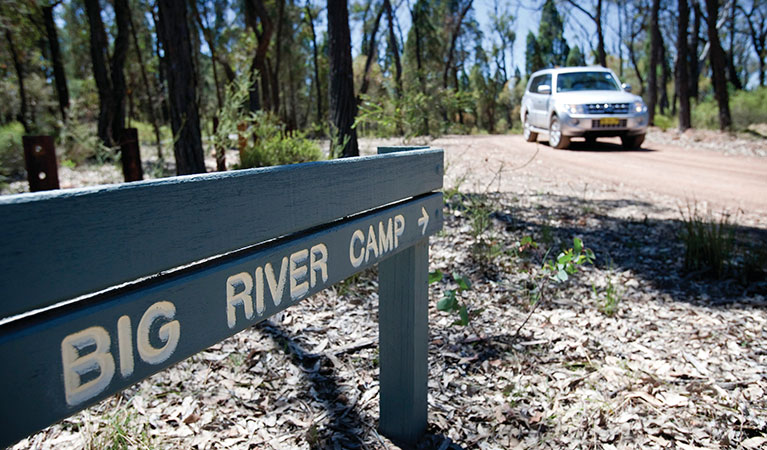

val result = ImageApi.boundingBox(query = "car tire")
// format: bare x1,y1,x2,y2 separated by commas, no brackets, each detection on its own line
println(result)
523,113,538,142
549,115,570,149
621,134,645,150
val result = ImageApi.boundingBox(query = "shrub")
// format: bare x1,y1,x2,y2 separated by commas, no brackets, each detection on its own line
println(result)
239,112,322,168
0,121,26,183
692,87,767,130
213,74,322,169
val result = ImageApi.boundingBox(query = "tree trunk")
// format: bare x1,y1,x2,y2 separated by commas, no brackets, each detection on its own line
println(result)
327,0,359,157
726,0,743,90
271,0,286,115
659,35,669,115
128,0,164,162
157,0,206,174
689,3,701,100
411,3,429,135
647,0,661,125
111,0,130,145
5,30,29,132
42,4,69,121
84,0,114,146
629,29,644,95
359,4,384,97
677,0,691,131
595,0,606,67
384,0,402,98
443,1,473,90
704,0,732,130
244,0,274,112
305,3,323,124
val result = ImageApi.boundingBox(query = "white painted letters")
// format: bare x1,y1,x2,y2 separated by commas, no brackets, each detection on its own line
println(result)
290,249,309,300
394,214,405,247
350,229,365,268
379,218,394,254
310,243,328,287
265,257,288,306
117,316,134,377
137,301,180,365
365,225,380,262
226,272,254,328
61,326,115,406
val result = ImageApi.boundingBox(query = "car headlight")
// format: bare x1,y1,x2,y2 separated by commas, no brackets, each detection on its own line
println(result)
633,100,647,113
562,104,586,114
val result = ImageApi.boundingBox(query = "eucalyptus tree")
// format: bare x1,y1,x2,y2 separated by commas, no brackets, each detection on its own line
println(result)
704,0,732,130
328,0,359,156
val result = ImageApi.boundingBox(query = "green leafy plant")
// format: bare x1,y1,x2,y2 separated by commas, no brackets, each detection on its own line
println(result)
214,74,322,169
432,270,475,327
0,121,25,186
593,278,622,316
514,237,594,337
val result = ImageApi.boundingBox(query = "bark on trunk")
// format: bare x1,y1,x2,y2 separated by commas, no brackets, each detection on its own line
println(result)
595,0,606,67
384,0,402,98
84,0,114,146
42,4,69,121
157,0,206,174
677,0,691,131
443,0,473,90
5,30,29,132
111,0,130,145
244,0,274,112
127,1,164,162
647,0,661,125
359,4,384,98
704,0,732,130
659,36,669,115
305,4,323,123
328,0,359,157
689,3,701,99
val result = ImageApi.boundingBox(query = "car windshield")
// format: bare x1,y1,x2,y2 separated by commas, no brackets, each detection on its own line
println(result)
556,71,620,92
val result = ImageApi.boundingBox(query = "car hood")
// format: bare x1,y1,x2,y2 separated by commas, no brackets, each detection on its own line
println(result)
554,90,641,104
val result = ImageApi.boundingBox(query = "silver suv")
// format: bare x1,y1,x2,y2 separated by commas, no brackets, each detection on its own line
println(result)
521,67,648,149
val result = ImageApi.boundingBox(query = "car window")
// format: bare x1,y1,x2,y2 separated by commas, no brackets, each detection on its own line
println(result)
556,71,620,92
528,74,552,93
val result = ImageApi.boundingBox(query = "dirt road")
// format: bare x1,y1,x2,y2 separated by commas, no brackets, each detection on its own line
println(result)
419,134,767,222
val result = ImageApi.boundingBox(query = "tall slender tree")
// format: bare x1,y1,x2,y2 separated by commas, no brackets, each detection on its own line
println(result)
157,0,205,174
42,2,69,121
328,0,358,157
647,0,661,125
677,0,691,131
562,0,606,67
704,0,732,130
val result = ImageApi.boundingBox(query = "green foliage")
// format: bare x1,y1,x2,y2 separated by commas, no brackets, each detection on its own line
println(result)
541,237,595,282
653,113,675,131
57,102,115,165
693,87,767,131
0,122,25,184
433,270,474,326
566,46,586,67
239,113,322,168
214,74,322,169
679,204,734,279
593,278,622,317
86,408,155,450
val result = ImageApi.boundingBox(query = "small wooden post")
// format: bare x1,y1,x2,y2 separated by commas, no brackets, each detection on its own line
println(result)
120,128,143,182
22,135,60,192
377,146,430,446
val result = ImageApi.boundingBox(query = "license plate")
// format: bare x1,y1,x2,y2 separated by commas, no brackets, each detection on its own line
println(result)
600,117,620,126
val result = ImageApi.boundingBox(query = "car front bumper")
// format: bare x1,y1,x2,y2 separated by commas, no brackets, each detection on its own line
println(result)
557,111,649,137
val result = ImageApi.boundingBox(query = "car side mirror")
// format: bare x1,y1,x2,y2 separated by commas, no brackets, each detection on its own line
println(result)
537,84,551,95
621,83,632,93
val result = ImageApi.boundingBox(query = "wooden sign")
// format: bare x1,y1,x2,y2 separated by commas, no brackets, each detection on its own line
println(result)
0,148,443,447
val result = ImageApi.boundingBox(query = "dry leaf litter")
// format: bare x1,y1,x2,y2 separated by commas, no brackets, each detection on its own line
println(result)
7,136,767,449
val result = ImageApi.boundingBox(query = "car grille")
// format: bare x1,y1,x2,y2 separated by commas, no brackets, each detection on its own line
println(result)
585,103,630,114
592,119,627,129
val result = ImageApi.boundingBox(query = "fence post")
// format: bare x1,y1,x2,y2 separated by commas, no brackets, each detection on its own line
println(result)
120,128,143,182
377,146,430,447
22,135,60,192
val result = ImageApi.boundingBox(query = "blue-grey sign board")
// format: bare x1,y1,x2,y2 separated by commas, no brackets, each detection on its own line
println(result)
0,192,442,447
